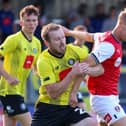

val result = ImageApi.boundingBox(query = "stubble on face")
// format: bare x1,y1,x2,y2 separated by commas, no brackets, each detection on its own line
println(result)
48,29,66,57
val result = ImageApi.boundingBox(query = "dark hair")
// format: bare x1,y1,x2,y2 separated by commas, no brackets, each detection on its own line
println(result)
2,0,10,4
20,5,39,19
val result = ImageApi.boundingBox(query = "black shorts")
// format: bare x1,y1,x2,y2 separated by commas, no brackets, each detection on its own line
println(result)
31,102,91,126
0,95,28,116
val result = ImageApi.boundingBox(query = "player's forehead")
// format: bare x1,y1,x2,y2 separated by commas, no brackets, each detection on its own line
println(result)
22,13,38,19
48,28,64,38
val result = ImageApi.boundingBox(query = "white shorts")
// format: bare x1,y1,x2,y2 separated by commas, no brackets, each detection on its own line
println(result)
90,95,126,125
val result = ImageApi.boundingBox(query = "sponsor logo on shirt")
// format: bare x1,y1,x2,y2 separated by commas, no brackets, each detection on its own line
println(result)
23,55,34,69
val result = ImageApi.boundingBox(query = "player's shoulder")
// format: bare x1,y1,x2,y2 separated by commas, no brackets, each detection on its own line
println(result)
67,43,81,50
4,31,21,42
37,49,49,63
39,49,48,58
67,43,88,53
94,31,111,41
8,31,20,38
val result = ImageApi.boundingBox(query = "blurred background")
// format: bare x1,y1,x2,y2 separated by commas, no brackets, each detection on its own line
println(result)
0,0,126,125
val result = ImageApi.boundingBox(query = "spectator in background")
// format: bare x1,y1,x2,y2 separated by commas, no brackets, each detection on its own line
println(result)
73,25,93,52
90,2,107,32
34,1,48,50
102,6,117,32
64,3,89,29
70,3,88,29
0,0,16,44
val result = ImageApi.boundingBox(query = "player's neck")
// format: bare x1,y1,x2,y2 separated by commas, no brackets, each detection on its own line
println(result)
112,30,121,43
21,29,33,41
48,49,64,58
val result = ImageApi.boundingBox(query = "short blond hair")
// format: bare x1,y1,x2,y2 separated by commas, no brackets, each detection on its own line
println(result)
41,23,60,42
118,8,126,25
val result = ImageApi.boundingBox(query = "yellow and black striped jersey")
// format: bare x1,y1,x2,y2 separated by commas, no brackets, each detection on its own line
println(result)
37,44,88,105
0,31,41,96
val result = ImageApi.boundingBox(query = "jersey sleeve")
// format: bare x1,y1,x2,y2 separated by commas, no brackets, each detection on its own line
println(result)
69,44,89,62
0,36,18,56
37,56,56,86
91,42,115,63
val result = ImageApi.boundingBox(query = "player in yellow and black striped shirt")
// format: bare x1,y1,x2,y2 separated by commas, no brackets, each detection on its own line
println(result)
0,5,41,126
31,23,99,126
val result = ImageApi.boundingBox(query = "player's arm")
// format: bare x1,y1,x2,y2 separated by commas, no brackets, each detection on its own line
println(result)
69,76,84,107
0,61,19,85
0,36,19,85
82,42,115,76
45,62,87,99
69,42,115,106
45,71,74,99
38,58,85,99
62,26,94,42
69,63,103,107
69,50,104,107
81,55,104,76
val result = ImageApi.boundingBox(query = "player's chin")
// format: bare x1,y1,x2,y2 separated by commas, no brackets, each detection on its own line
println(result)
57,50,65,56
60,46,66,52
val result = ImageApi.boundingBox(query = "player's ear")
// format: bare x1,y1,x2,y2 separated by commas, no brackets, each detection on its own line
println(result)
19,20,23,27
44,41,49,47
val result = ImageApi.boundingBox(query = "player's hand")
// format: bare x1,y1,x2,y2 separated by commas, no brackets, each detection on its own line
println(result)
69,92,78,108
7,76,20,85
79,62,90,74
71,62,89,77
70,61,81,77
60,25,71,36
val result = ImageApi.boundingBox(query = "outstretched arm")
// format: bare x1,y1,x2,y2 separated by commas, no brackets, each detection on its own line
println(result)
62,26,94,42
69,57,104,107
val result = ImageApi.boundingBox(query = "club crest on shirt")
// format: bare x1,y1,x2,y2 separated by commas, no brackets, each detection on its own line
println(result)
68,58,75,65
33,48,37,53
